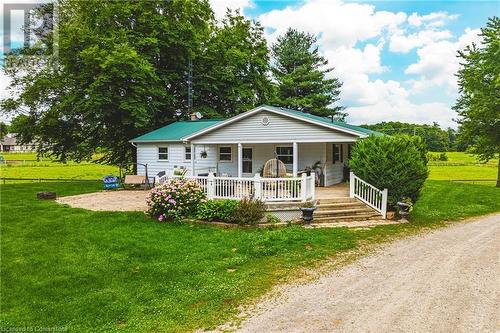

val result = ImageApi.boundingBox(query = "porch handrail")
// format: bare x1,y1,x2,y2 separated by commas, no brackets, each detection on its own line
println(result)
349,172,388,218
155,172,315,202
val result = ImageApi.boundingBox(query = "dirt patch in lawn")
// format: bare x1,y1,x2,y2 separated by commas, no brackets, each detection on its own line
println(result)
56,190,149,211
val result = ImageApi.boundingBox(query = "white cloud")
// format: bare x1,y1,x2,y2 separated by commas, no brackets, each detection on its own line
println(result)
209,0,254,19
405,28,481,93
259,0,406,48
408,12,459,28
389,29,453,53
255,0,481,128
346,100,456,128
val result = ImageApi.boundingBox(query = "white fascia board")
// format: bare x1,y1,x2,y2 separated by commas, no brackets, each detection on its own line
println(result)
183,105,365,140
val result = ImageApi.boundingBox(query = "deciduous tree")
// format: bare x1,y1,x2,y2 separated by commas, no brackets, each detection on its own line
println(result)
453,17,500,186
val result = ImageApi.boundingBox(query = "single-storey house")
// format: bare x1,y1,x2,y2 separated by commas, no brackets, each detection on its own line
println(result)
0,133,36,153
130,105,381,185
130,105,388,220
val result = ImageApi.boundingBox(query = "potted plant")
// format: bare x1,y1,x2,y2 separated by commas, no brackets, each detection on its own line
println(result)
300,201,316,224
396,197,413,219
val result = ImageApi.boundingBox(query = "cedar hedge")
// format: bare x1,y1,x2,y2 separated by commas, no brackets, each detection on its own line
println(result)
349,135,429,209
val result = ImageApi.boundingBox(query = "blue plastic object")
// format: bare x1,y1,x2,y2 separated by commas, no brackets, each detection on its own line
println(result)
102,175,120,189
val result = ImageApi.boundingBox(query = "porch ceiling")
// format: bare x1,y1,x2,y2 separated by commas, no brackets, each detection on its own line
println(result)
189,139,357,144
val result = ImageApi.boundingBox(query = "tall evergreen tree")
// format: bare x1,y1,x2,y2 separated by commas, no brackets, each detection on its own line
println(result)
271,28,344,119
453,17,500,186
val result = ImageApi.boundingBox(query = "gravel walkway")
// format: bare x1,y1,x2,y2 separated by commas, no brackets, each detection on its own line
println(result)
233,214,500,333
56,190,149,211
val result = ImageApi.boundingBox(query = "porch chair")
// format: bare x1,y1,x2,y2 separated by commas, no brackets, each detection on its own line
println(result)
262,158,287,178
262,158,292,199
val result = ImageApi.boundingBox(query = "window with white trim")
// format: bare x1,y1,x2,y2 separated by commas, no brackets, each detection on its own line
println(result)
332,144,343,164
218,146,232,161
276,146,293,164
185,146,191,161
158,147,168,160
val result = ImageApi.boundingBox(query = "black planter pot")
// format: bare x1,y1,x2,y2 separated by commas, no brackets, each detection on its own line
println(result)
300,207,316,223
397,202,411,219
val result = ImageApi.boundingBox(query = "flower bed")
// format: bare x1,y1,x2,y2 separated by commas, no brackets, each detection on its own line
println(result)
146,178,206,222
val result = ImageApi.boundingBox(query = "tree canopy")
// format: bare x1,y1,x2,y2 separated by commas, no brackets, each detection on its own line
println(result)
1,1,272,164
270,28,344,119
453,16,500,186
1,1,352,165
194,10,273,117
360,121,455,152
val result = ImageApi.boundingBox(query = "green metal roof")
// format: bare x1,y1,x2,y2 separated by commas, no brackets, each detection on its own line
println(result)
130,119,223,142
131,105,383,142
260,105,384,137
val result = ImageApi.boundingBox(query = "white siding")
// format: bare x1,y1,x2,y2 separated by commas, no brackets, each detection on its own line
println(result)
192,111,358,143
137,143,218,177
137,141,350,185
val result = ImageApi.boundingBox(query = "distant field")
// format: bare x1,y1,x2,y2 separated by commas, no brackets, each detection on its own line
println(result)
428,152,498,166
1,151,497,185
427,152,498,186
0,153,50,161
0,153,119,182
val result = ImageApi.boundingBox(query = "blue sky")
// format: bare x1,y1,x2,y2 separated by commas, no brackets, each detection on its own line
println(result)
2,0,499,127
217,0,498,127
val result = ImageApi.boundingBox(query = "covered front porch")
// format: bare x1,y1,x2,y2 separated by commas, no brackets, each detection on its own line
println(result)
188,141,354,187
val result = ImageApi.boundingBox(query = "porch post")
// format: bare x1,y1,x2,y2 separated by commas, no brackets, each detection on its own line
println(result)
310,171,316,201
381,188,388,219
301,172,307,202
207,173,215,199
191,143,195,176
237,143,243,178
292,141,298,177
349,172,355,198
254,173,262,199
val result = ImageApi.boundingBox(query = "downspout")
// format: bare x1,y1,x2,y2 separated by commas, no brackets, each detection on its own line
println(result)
130,141,137,174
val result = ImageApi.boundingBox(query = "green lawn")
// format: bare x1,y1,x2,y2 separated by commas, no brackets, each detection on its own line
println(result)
1,180,499,332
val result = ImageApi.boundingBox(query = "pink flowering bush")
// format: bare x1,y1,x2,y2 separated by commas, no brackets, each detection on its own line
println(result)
146,178,206,222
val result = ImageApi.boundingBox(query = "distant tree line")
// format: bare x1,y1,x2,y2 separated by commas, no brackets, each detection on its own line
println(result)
360,122,473,152
1,0,341,164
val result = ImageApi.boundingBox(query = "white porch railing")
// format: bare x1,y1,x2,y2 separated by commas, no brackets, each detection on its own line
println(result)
155,172,315,202
349,172,388,218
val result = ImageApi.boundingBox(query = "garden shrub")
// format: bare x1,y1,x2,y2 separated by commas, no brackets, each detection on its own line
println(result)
427,152,448,161
265,213,280,225
196,199,239,222
349,135,429,209
147,178,206,222
229,197,266,225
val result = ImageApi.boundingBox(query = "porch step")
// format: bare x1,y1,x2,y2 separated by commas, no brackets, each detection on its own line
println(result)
317,197,358,204
314,207,376,217
312,213,381,223
312,196,383,223
315,202,367,210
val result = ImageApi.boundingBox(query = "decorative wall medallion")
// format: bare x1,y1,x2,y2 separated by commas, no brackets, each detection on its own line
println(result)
262,116,270,126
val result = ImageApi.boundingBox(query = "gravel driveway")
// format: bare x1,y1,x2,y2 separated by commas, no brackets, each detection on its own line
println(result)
234,214,500,333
